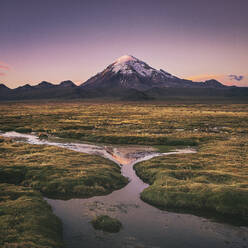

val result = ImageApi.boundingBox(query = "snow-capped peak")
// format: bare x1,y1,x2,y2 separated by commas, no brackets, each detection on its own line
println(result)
112,55,155,77
114,55,136,64
111,55,175,79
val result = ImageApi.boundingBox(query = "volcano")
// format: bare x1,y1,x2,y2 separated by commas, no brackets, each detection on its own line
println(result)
1,55,247,102
80,55,225,91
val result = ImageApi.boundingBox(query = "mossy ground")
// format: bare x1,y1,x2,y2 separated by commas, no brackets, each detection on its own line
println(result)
0,136,128,247
0,138,128,199
91,215,122,233
0,184,64,248
0,102,248,246
134,135,248,223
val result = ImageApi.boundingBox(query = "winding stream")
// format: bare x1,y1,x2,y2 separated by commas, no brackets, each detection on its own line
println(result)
2,131,248,248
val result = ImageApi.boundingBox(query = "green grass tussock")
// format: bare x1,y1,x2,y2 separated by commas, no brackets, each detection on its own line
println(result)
91,215,122,233
0,184,64,248
0,139,128,199
134,136,248,222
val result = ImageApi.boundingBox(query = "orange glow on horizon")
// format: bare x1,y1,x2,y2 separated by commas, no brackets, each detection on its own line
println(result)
186,74,248,87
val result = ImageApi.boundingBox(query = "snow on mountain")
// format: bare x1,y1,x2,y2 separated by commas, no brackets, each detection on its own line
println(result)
110,55,176,79
80,54,226,91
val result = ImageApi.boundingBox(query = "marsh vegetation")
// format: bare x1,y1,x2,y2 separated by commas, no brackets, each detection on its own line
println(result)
91,215,122,233
134,136,248,221
0,184,64,248
0,136,127,247
0,138,128,199
0,102,248,247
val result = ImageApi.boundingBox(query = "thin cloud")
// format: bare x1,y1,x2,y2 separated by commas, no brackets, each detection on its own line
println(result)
0,61,10,70
228,75,244,81
0,65,9,70
0,61,10,76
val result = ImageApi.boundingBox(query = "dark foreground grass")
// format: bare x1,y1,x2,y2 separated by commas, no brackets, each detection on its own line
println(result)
0,138,128,247
91,215,122,233
0,184,64,248
134,135,248,223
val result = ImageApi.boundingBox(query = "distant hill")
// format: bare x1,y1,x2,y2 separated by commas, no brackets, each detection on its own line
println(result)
0,55,247,102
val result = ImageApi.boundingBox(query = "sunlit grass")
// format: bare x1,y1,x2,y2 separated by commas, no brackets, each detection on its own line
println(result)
0,102,247,145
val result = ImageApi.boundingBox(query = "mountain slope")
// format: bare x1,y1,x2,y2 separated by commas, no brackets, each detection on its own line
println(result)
0,83,10,91
80,55,226,91
0,55,247,102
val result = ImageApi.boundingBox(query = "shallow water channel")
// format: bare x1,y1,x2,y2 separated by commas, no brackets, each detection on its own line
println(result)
2,131,248,248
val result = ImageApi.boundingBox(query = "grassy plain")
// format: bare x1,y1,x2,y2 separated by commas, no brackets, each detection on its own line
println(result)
1,102,247,146
0,102,248,246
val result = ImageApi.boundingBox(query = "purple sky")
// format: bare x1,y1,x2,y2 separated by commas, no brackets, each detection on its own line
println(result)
1,0,248,88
